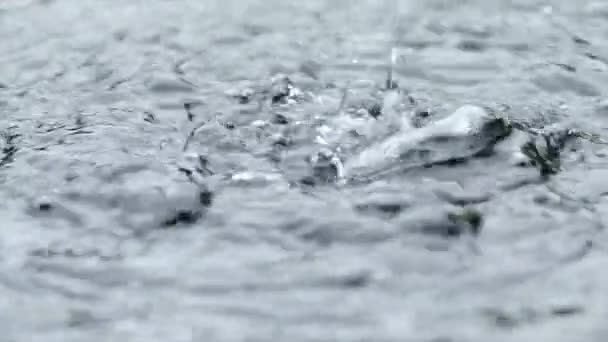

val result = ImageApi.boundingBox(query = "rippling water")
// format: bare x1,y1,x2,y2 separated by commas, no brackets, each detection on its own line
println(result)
2,0,608,341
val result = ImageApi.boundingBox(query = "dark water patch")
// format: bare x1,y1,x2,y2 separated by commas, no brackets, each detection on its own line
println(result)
142,111,157,123
112,29,128,42
161,186,213,228
353,192,412,219
29,246,122,262
551,62,577,73
26,196,85,226
299,60,322,80
396,206,483,238
241,23,272,37
146,75,198,93
162,209,203,227
271,113,289,125
550,305,584,317
456,39,487,52
0,127,20,169
481,303,585,330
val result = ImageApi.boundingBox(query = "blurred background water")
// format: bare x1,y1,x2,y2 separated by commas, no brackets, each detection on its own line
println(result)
2,0,608,341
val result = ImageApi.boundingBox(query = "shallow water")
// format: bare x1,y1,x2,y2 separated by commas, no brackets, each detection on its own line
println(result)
2,0,608,341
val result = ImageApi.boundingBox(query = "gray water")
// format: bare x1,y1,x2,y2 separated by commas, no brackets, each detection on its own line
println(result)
2,0,608,341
